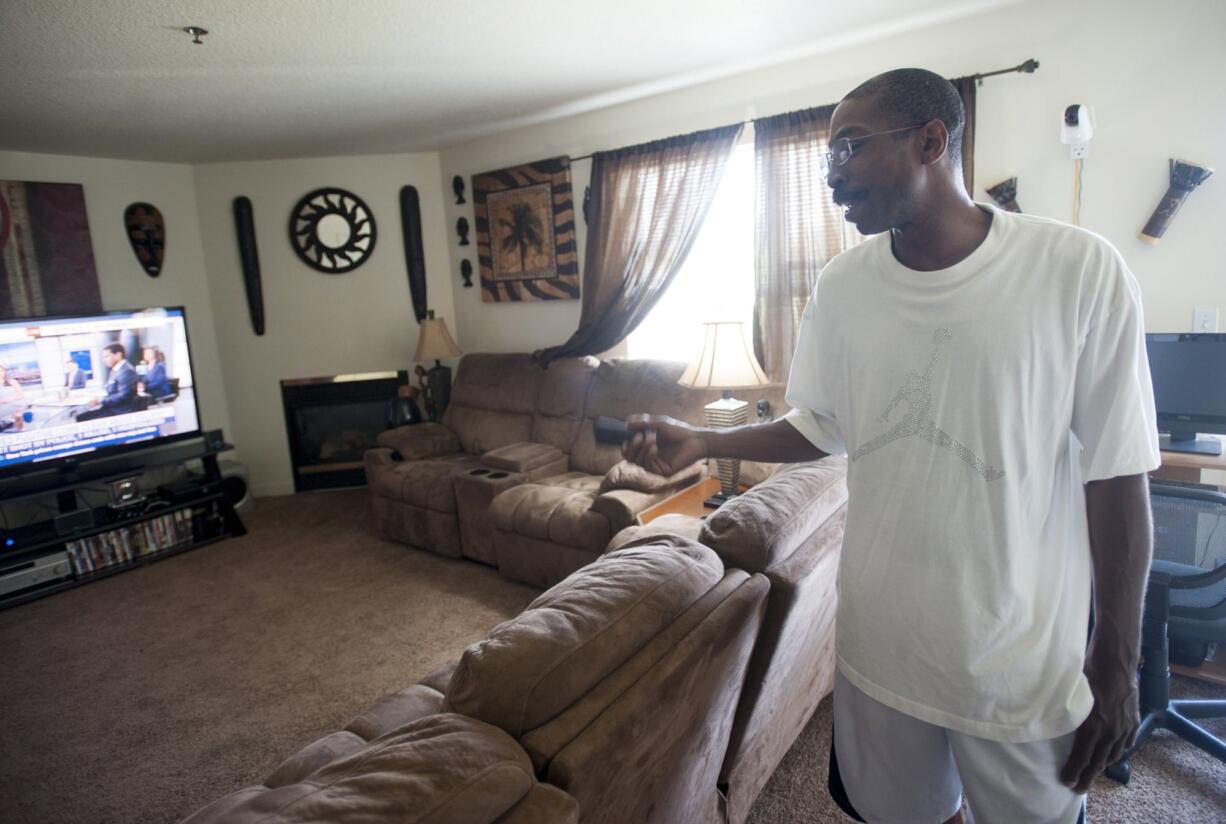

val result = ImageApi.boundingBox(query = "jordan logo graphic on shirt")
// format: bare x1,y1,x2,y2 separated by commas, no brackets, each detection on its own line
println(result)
851,328,1005,481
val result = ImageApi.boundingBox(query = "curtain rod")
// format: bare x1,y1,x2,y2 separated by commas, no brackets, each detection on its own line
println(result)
568,59,1039,164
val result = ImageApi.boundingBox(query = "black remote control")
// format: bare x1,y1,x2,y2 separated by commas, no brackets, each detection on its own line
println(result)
594,416,632,445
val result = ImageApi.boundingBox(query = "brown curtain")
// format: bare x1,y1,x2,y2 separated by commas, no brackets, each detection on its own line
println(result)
952,75,977,197
534,123,743,366
751,106,861,382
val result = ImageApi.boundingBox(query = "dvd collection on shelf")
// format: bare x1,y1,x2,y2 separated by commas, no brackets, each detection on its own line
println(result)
63,503,218,575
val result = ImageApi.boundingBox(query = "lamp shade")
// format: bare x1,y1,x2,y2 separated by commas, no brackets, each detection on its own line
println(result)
414,314,461,362
678,321,768,389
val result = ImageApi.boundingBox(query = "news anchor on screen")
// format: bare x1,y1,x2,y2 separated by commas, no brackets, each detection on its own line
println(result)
76,343,141,421
140,346,171,398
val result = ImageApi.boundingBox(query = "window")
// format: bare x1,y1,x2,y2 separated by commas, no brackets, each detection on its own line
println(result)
626,141,756,363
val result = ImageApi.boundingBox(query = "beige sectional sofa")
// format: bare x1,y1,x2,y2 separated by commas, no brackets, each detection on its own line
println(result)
338,352,851,822
609,458,849,823
182,538,771,824
365,353,786,586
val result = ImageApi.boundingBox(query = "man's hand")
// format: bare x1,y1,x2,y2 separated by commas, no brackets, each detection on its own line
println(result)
1060,472,1151,794
1059,661,1139,793
623,414,707,476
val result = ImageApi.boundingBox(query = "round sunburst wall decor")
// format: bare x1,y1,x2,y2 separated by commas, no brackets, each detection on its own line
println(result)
288,187,377,274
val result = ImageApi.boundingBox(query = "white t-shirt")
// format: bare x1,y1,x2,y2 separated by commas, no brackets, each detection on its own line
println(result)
784,204,1160,743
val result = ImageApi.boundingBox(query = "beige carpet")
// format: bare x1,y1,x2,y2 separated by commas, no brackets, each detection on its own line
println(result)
1,489,1222,824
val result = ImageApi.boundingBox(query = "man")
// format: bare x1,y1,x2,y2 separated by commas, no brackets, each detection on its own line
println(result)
76,343,140,421
624,68,1158,823
64,358,87,390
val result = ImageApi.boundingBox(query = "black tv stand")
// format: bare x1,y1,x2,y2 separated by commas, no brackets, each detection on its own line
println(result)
0,434,246,609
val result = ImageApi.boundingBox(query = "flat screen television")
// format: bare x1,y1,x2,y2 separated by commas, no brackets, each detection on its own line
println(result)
0,306,203,476
1145,332,1226,456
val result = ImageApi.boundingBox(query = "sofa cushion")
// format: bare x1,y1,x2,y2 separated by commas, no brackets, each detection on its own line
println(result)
370,454,482,512
540,472,602,494
489,484,611,553
183,714,536,824
481,442,566,473
444,541,724,737
265,731,367,788
530,356,599,454
599,458,703,493
376,423,460,460
568,360,697,476
698,458,849,573
443,354,543,455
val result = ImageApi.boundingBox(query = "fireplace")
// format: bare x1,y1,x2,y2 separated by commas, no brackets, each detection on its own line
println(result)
280,371,410,491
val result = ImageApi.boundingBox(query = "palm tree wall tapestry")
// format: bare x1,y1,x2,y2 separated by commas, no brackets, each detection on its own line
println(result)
472,156,579,302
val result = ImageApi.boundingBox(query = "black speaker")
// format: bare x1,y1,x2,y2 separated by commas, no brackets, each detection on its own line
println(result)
233,196,266,336
399,185,428,323
219,460,252,515
204,429,225,451
54,508,95,536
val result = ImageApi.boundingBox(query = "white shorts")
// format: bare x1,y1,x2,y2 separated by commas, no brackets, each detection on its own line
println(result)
833,671,1086,824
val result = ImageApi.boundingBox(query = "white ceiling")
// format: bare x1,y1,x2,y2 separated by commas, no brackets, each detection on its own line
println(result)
0,0,1021,164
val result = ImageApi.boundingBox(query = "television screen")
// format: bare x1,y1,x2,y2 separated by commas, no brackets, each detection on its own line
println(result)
0,307,203,473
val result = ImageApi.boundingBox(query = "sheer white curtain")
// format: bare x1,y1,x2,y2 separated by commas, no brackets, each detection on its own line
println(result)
753,106,862,382
627,142,756,363
534,123,743,365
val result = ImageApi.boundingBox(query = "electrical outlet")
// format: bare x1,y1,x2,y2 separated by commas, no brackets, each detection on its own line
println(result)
1193,307,1219,333
1070,142,1089,160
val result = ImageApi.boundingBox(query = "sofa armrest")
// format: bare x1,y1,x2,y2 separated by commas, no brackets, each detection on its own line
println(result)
599,459,704,494
376,422,461,460
698,457,849,573
481,442,567,475
365,447,399,469
607,514,704,553
590,488,672,534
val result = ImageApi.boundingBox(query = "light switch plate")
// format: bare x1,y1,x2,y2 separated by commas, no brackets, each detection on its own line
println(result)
1193,307,1219,333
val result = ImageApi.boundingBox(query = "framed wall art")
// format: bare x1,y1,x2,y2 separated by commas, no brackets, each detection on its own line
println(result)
472,156,579,302
0,181,102,318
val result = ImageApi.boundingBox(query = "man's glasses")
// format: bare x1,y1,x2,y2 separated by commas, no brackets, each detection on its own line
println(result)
818,123,927,176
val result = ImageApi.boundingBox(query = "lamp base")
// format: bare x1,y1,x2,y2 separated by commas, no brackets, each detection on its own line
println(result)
426,362,452,421
704,394,749,506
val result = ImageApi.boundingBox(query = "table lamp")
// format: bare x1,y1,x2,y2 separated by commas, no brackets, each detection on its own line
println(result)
414,310,462,420
678,321,769,508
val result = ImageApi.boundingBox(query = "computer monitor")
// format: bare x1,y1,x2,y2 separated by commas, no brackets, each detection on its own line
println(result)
1145,333,1226,456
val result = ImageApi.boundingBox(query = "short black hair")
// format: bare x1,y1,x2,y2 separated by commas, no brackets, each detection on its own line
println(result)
843,68,965,164
103,342,126,357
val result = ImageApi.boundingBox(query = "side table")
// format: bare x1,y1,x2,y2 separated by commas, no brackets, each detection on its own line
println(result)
637,478,748,525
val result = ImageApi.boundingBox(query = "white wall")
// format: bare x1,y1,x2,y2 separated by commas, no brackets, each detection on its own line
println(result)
193,153,453,496
439,0,1226,353
0,150,233,441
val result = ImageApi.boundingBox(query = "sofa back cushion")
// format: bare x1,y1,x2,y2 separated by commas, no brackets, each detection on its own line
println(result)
699,457,849,573
444,541,724,737
443,354,543,453
531,356,599,454
569,359,701,475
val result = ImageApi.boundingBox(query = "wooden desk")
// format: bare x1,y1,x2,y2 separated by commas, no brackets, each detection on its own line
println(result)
637,478,747,525
1152,448,1226,485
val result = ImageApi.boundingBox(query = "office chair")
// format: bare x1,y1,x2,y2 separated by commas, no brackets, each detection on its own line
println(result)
1105,481,1226,784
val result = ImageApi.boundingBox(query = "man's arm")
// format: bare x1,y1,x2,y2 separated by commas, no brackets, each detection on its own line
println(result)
1060,472,1152,793
623,415,827,476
